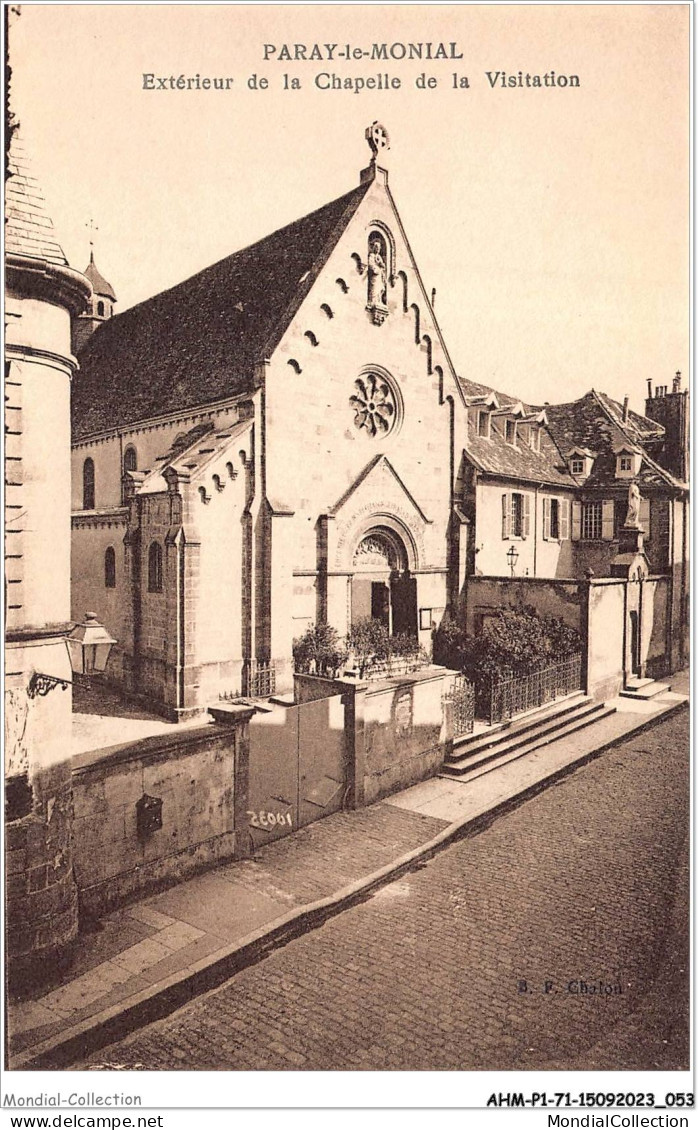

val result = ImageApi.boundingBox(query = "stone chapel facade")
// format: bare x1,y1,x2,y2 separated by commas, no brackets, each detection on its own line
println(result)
71,126,468,718
70,124,688,719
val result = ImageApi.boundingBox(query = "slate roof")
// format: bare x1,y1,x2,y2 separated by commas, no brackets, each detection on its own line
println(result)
459,378,683,492
85,252,116,301
458,375,572,485
595,390,664,444
5,131,68,266
544,390,684,491
457,375,522,408
465,416,574,487
72,182,371,439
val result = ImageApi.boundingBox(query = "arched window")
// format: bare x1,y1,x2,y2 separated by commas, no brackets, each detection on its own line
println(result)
82,458,95,510
123,445,137,473
104,546,116,588
148,541,163,593
97,301,105,317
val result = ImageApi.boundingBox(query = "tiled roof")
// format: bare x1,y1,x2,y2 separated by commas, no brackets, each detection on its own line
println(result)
459,378,682,491
5,131,68,266
595,391,664,443
72,183,371,439
545,390,683,490
465,417,574,486
457,375,523,408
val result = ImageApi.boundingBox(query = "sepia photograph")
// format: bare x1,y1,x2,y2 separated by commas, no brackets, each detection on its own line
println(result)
3,0,691,1108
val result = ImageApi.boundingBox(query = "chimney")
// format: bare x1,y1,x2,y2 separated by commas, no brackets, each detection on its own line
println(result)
622,396,629,423
431,288,436,308
644,371,689,481
646,379,653,399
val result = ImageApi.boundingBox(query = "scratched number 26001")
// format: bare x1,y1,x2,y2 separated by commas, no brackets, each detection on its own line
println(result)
248,810,293,830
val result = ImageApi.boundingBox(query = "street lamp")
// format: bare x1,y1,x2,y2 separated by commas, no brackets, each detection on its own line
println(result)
27,613,116,698
66,612,117,682
506,545,519,578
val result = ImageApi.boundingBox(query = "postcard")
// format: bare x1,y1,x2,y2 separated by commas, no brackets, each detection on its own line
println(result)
3,2,691,1121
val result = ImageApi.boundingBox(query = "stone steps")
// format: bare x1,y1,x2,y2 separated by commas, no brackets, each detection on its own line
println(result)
620,678,672,700
450,692,589,759
440,696,616,784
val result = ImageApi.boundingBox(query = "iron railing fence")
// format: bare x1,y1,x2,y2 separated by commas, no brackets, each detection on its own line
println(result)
443,674,475,738
242,661,276,699
479,654,583,725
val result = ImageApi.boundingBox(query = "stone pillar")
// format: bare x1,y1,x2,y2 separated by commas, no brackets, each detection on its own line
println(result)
339,680,368,809
268,509,295,692
207,702,254,860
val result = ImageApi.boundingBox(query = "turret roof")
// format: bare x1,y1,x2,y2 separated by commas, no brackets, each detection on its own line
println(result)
85,251,117,300
5,130,68,266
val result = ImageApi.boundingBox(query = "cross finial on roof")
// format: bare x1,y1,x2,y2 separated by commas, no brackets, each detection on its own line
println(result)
86,218,99,260
365,121,390,162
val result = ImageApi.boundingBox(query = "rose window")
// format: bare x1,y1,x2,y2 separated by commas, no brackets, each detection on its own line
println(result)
350,372,397,437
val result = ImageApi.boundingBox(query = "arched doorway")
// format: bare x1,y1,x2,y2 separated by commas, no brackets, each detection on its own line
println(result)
350,526,417,639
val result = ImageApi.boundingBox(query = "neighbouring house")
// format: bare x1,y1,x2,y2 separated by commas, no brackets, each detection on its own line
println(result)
458,378,689,694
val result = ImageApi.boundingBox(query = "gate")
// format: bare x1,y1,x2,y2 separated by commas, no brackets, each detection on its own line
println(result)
443,673,475,739
246,694,346,851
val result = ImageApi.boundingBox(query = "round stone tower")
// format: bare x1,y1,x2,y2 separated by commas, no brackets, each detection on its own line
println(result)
5,126,92,989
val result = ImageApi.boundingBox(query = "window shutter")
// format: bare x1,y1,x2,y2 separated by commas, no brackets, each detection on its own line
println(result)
639,498,651,539
602,500,615,540
542,497,551,540
559,499,570,541
522,494,531,539
501,493,509,539
571,501,582,541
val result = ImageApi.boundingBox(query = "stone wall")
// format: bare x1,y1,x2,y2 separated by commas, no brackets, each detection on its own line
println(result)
585,579,626,700
643,576,670,676
71,709,251,916
5,757,77,991
295,666,455,807
464,575,584,635
362,672,449,804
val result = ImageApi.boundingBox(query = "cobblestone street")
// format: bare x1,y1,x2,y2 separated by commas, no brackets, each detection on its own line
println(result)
80,708,689,1072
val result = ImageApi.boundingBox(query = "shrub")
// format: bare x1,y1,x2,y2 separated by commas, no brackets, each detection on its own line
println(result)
346,617,391,672
346,618,426,677
292,622,347,677
434,608,581,683
432,613,469,671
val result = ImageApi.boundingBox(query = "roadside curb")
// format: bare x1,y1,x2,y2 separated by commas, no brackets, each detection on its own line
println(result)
10,697,688,1071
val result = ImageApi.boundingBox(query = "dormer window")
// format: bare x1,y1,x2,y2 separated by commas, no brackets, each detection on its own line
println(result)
477,411,491,438
614,446,641,478
528,427,540,452
505,419,517,446
566,448,595,480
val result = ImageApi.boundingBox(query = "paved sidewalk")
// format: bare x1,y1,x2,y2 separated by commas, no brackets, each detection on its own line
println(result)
7,672,689,1069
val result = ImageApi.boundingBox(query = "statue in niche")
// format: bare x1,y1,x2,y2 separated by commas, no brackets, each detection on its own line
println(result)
625,481,642,528
367,235,388,309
